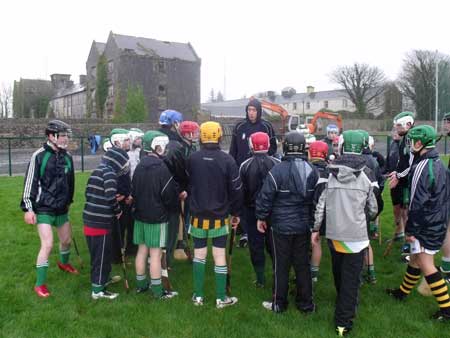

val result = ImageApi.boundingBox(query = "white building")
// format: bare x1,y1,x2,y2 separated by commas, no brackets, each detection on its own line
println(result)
49,74,87,118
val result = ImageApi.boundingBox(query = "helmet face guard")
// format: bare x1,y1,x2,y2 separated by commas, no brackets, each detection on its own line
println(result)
150,135,170,156
46,120,72,149
179,121,200,143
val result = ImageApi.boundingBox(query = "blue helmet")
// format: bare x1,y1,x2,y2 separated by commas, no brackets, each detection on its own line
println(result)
159,110,183,126
326,124,339,133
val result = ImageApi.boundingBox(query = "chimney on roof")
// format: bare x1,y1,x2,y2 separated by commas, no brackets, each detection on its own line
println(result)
306,86,315,94
50,74,72,90
79,75,87,86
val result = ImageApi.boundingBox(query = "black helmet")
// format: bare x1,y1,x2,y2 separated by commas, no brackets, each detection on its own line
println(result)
46,120,71,136
283,131,306,154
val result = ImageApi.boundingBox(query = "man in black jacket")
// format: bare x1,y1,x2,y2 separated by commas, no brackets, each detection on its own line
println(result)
440,113,450,281
256,131,318,313
21,120,77,298
132,131,179,299
83,147,129,300
239,132,280,287
158,109,185,266
387,125,450,321
188,121,243,308
230,98,277,247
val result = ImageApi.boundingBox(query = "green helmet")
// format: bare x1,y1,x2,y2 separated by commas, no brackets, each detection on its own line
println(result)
128,128,144,143
407,125,436,150
393,111,414,128
355,130,370,149
142,130,169,154
342,130,364,155
110,128,130,147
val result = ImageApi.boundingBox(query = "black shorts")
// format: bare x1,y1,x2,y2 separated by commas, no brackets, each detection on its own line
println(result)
193,235,227,249
390,185,404,206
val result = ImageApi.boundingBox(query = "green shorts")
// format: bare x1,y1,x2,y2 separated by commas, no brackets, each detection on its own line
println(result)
133,220,168,248
189,224,229,239
36,213,69,227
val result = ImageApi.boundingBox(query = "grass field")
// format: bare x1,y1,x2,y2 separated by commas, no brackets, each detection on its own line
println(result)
0,173,448,338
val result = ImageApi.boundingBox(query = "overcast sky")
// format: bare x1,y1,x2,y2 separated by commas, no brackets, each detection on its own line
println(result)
1,0,449,102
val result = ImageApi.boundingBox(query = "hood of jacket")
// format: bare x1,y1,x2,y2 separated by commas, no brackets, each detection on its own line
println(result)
102,147,129,176
329,154,366,184
245,98,262,123
139,154,165,170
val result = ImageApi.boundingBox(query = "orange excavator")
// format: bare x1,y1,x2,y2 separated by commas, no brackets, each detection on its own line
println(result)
258,99,343,135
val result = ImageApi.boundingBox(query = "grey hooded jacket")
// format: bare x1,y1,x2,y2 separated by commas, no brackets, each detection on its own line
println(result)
313,154,378,242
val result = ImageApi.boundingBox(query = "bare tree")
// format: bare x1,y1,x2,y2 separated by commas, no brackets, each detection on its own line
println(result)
0,83,13,118
330,63,386,115
398,50,450,120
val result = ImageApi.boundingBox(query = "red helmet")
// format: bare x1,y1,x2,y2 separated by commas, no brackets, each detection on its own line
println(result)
309,140,328,159
249,132,270,153
179,121,200,141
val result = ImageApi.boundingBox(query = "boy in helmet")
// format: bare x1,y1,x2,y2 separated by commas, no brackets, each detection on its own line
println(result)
21,120,77,298
239,132,280,288
308,140,330,283
122,128,144,258
358,130,384,284
164,121,200,260
386,125,450,322
132,131,180,299
256,131,319,313
388,112,415,242
312,130,378,336
188,121,243,308
128,128,144,178
83,147,130,300
324,124,339,157
108,129,133,263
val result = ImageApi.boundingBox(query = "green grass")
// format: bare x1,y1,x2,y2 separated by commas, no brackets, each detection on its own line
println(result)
0,173,448,338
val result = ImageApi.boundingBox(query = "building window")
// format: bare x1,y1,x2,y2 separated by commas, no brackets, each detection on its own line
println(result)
108,60,114,73
158,61,167,73
159,85,166,96
306,102,310,110
342,99,348,108
293,102,297,110
108,85,114,97
324,100,329,108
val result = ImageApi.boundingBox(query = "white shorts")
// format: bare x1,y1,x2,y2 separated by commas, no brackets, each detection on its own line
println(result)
410,239,439,255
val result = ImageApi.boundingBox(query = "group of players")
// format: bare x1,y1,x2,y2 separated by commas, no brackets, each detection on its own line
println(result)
20,99,450,336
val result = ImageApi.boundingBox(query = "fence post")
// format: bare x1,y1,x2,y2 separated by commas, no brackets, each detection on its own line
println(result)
445,135,448,155
386,135,391,158
8,138,12,176
80,137,85,172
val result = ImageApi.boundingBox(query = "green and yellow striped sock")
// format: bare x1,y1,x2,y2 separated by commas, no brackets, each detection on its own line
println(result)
399,265,421,295
426,272,450,311
36,261,49,287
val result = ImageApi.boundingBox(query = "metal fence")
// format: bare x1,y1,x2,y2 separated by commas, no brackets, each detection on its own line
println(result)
1,133,450,176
